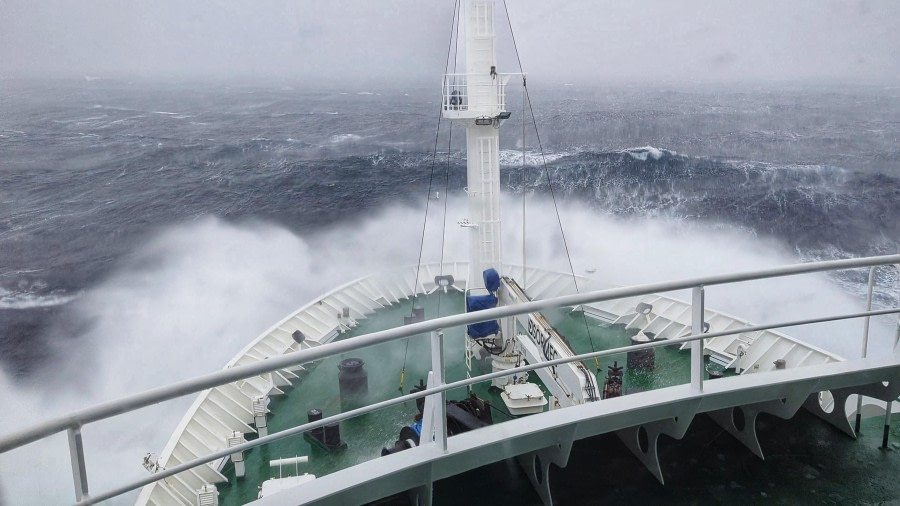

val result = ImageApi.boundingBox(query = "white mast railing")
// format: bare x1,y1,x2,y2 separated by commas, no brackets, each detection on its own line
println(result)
0,254,898,504
441,73,516,115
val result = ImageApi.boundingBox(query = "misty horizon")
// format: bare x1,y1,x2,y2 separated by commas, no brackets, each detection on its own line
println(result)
2,0,899,85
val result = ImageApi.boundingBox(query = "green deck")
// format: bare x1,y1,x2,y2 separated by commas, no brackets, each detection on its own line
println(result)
216,293,732,504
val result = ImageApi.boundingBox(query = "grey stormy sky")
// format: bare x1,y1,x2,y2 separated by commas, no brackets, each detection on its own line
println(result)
1,0,898,84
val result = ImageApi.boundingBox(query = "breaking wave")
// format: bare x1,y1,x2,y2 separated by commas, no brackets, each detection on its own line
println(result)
328,133,364,144
0,287,80,310
1,80,898,504
620,146,677,161
499,149,578,166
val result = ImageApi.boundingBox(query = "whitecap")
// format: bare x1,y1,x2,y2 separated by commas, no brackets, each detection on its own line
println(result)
328,133,362,144
0,288,81,310
621,146,676,161
498,149,576,166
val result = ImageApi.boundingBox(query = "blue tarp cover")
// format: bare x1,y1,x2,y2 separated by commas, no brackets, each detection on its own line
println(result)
466,293,499,338
483,268,500,292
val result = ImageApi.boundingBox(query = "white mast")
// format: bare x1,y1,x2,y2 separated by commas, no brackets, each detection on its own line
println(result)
442,0,511,288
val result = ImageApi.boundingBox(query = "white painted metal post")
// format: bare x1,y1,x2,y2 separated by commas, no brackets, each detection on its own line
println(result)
894,312,899,352
68,425,89,502
861,266,876,358
420,372,436,444
856,266,876,434
431,330,448,451
691,286,705,392
883,401,893,449
893,264,900,352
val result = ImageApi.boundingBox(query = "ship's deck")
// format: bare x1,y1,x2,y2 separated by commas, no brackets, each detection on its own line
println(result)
1,258,895,506
216,291,731,504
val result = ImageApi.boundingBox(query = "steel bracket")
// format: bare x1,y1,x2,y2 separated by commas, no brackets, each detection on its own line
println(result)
615,404,697,485
515,424,576,506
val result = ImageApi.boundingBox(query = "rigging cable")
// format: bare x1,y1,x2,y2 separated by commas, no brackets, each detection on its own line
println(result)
521,55,528,288
437,5,462,319
502,0,601,373
496,0,529,287
400,0,461,393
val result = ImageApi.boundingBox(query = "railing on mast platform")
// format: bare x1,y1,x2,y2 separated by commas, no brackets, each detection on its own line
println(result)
441,72,519,119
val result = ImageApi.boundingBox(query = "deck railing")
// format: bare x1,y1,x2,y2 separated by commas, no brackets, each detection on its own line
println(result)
1,254,898,505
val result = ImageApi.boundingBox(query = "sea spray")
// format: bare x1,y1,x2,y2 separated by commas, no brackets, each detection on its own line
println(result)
0,198,895,505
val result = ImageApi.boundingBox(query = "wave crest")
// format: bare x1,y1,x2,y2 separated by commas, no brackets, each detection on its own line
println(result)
328,133,363,144
620,146,677,161
0,288,80,310
499,149,578,166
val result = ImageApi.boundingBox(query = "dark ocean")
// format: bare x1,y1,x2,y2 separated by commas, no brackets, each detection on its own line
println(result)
0,78,898,504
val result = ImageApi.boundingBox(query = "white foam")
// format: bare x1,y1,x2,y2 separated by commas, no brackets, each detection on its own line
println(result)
0,212,427,504
498,149,576,167
621,146,676,161
497,197,894,360
0,204,892,504
0,288,80,309
328,133,363,144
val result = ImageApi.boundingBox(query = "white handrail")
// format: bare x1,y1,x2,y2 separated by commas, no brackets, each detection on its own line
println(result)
1,254,893,453
441,72,521,113
0,253,897,504
79,306,900,505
